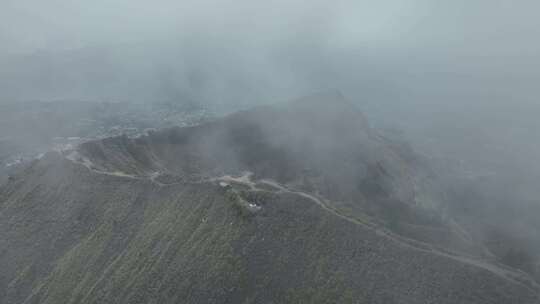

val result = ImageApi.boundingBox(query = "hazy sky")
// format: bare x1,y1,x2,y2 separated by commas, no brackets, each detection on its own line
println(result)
1,0,426,53
2,1,539,53
1,0,539,109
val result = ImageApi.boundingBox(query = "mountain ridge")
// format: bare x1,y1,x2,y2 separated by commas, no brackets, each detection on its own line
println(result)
1,93,538,303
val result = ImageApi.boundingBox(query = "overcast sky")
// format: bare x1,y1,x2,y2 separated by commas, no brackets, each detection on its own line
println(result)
2,1,539,53
1,0,539,110
1,0,427,53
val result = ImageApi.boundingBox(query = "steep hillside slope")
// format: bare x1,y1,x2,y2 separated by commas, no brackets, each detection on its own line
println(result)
74,92,482,256
75,93,418,220
0,93,538,303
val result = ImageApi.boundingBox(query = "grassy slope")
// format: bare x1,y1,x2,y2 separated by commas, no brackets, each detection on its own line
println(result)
0,154,538,304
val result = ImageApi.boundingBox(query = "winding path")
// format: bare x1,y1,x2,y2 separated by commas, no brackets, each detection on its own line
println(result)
63,153,540,295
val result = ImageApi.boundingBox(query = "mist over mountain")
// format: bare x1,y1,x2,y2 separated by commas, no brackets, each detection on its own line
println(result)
2,1,540,107
2,1,540,303
3,0,540,173
1,95,539,303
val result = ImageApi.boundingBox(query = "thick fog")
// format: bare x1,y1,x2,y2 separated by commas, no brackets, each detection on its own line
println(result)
1,0,538,105
2,0,540,167
1,1,539,155
1,0,540,287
